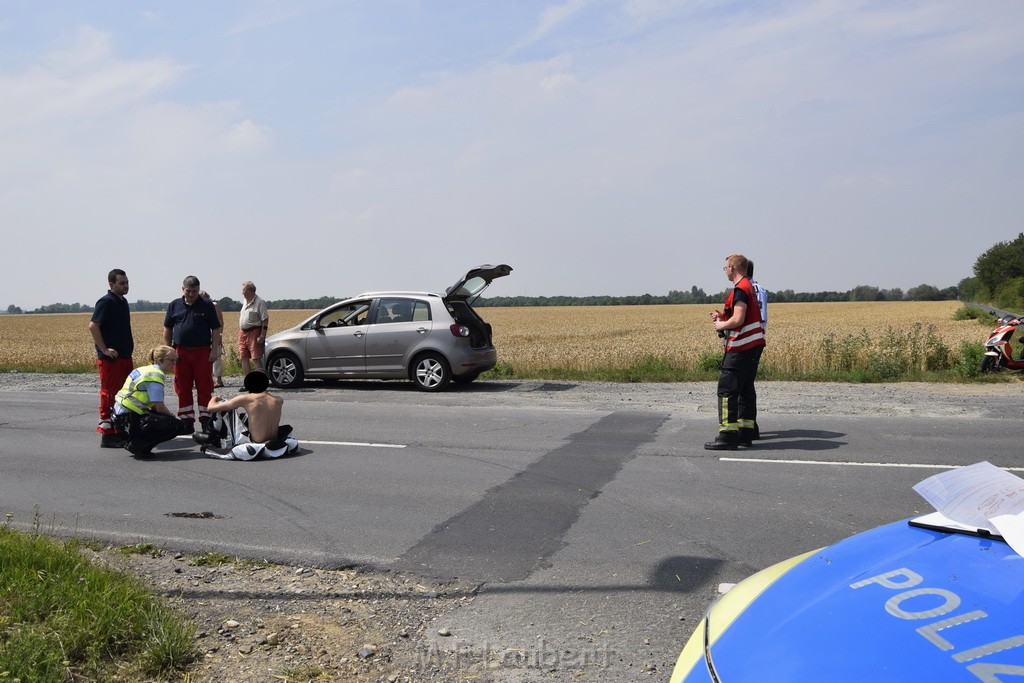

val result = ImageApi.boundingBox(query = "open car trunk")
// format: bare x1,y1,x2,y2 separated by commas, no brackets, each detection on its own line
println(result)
446,300,493,349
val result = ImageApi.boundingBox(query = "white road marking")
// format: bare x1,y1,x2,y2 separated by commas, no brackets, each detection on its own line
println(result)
720,457,1024,473
302,440,406,449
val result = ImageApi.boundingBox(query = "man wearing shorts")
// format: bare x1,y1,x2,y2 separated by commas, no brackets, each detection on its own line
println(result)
238,280,270,375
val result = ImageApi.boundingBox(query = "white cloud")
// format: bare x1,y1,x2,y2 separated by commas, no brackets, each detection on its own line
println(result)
224,119,273,152
0,26,185,132
540,72,578,91
529,0,590,43
227,0,332,35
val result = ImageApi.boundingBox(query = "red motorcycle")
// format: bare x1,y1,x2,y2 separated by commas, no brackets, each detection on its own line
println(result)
980,314,1024,372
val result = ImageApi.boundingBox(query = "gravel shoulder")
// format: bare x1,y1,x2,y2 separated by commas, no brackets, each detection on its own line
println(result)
8,373,1023,681
82,546,476,682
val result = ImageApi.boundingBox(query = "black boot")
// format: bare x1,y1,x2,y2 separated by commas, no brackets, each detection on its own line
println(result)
704,433,739,451
739,428,756,447
192,431,222,448
100,433,129,448
125,440,152,457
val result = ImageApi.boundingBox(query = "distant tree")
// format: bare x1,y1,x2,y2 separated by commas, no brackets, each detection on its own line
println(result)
973,233,1024,294
958,276,982,301
993,277,1024,311
218,297,242,312
850,285,882,301
906,284,942,301
6,304,22,314
266,297,342,310
880,288,905,301
33,302,90,313
131,300,170,312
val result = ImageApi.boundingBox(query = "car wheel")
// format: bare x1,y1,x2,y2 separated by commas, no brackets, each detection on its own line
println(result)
268,351,304,388
411,352,451,391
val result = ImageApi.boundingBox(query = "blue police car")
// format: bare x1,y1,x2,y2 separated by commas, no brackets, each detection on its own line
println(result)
670,516,1024,682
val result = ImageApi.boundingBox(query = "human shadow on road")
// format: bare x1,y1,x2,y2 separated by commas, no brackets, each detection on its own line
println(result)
746,429,846,451
138,441,311,462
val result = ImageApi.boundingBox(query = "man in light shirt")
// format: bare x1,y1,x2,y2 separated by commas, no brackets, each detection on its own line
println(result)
238,280,270,375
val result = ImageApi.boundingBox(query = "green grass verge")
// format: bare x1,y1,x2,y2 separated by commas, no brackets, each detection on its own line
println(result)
480,342,1013,384
0,521,197,682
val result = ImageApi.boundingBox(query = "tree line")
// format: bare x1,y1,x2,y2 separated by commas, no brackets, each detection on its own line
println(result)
4,283,960,315
958,232,1024,313
477,283,957,307
4,296,345,315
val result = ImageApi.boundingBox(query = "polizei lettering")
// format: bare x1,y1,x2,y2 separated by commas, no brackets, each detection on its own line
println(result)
850,568,1024,682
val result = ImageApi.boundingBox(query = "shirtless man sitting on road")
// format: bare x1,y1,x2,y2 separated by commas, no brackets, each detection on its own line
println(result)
194,371,299,460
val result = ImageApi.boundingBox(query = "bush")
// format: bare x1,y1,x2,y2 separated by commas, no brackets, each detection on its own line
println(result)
485,360,516,378
952,305,989,322
993,277,1024,313
696,350,722,373
955,341,987,379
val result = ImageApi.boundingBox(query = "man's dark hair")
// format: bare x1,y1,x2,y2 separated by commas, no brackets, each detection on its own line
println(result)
182,275,200,288
108,268,126,285
243,371,270,394
747,260,755,278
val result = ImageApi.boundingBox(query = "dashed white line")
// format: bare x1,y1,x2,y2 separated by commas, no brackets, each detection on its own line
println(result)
720,457,1024,473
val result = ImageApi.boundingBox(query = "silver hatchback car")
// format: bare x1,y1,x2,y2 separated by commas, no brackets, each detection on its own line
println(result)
263,264,512,391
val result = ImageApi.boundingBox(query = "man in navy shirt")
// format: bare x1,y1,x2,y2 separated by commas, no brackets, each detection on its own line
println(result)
89,269,134,447
163,275,222,432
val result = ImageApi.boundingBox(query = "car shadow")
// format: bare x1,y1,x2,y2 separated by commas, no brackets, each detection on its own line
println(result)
278,379,534,393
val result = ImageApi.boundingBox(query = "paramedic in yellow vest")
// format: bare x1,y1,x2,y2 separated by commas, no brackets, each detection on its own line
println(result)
113,346,186,457
705,254,765,451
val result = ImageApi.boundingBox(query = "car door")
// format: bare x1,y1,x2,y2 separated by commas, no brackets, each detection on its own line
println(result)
364,297,433,375
304,301,370,375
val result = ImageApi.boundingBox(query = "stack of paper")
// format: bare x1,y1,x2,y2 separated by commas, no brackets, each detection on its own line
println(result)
913,461,1024,556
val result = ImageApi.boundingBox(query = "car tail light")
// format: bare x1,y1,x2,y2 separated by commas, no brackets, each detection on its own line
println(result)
449,324,470,338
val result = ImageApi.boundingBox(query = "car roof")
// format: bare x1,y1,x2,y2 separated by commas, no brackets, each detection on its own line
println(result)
352,291,441,299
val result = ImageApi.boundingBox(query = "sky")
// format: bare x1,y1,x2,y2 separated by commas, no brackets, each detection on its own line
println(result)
2,1,1023,310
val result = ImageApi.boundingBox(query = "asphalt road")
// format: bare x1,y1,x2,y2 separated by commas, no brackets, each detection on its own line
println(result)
1,377,1021,681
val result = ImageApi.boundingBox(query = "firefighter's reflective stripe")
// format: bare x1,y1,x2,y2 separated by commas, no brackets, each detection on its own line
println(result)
723,277,765,352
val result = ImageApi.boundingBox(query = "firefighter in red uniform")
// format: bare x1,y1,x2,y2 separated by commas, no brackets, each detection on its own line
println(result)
705,254,765,451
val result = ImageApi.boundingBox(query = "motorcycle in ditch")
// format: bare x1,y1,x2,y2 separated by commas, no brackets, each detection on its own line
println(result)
980,314,1024,372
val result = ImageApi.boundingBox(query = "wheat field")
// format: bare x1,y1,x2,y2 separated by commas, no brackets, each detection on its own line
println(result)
0,301,986,375
484,301,982,373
